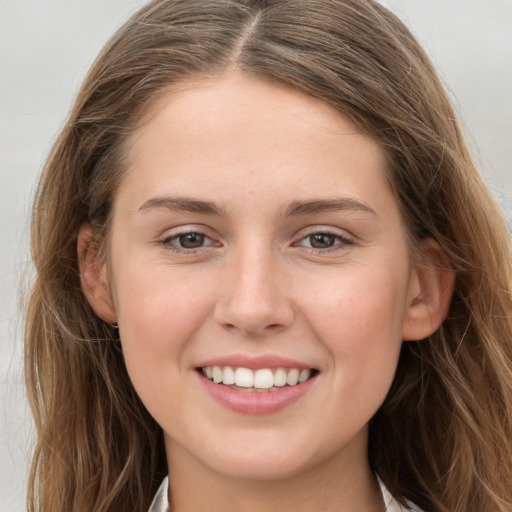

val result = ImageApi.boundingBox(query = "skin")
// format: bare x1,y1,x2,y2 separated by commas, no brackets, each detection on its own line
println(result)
80,73,453,512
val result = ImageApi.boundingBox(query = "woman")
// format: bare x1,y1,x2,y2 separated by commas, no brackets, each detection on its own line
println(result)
25,1,512,511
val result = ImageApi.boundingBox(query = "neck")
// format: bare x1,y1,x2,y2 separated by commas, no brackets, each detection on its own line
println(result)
166,432,384,512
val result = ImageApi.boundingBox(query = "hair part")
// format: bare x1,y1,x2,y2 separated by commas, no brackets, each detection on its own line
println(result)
26,1,512,510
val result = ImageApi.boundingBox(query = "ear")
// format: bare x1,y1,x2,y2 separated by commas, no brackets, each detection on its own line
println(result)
402,238,455,341
77,224,117,324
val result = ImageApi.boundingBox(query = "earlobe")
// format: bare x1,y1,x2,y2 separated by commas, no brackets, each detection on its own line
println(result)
77,224,117,324
402,238,455,341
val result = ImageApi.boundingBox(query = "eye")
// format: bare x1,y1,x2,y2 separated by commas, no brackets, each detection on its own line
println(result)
305,233,338,249
159,229,218,253
176,232,206,249
295,229,353,252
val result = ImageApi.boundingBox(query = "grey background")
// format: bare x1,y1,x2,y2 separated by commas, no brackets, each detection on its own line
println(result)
1,1,511,509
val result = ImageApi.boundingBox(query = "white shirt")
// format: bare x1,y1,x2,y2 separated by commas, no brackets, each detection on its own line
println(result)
148,476,423,511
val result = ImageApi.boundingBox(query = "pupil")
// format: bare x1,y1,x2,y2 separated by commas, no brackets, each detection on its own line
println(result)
310,233,335,249
179,233,204,248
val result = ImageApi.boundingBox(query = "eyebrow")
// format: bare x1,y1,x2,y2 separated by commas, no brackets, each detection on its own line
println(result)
138,196,227,216
283,198,378,217
137,195,377,218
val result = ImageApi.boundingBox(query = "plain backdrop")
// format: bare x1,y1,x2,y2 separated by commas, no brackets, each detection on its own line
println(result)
1,1,511,509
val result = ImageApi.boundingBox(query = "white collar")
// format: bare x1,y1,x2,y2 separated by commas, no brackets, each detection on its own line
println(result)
148,475,422,512
377,476,419,511
148,475,169,512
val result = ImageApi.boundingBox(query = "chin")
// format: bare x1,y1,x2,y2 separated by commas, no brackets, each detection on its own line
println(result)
190,429,325,482
207,451,313,482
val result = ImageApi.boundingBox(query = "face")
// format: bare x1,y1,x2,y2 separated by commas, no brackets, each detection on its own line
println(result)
91,74,426,482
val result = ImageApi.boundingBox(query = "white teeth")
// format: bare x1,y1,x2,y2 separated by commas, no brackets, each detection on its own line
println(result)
254,369,274,389
212,366,223,383
201,366,315,389
273,368,287,387
299,369,312,383
222,366,235,385
235,367,254,388
286,368,299,386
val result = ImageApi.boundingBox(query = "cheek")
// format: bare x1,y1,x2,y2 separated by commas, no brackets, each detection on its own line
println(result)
113,253,213,336
110,260,216,391
306,263,408,336
301,260,410,381
310,270,408,426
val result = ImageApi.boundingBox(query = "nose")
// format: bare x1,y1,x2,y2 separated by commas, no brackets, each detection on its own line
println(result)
213,246,295,336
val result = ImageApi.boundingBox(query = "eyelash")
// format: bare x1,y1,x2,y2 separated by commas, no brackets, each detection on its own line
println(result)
294,229,354,254
158,228,218,254
158,228,354,255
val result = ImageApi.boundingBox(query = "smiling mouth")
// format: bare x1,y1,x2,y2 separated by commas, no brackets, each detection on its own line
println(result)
199,366,318,392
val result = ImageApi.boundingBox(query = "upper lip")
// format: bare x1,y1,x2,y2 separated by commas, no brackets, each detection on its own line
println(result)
196,354,316,371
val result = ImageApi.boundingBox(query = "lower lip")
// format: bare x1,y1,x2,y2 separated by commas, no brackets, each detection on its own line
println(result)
198,372,317,415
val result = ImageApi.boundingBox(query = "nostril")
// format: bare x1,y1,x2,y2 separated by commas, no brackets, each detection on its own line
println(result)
219,321,286,335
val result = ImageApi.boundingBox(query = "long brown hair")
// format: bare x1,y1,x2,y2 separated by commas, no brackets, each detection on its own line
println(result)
26,1,512,510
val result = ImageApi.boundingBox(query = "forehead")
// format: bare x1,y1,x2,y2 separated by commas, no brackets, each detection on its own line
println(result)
118,73,392,215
